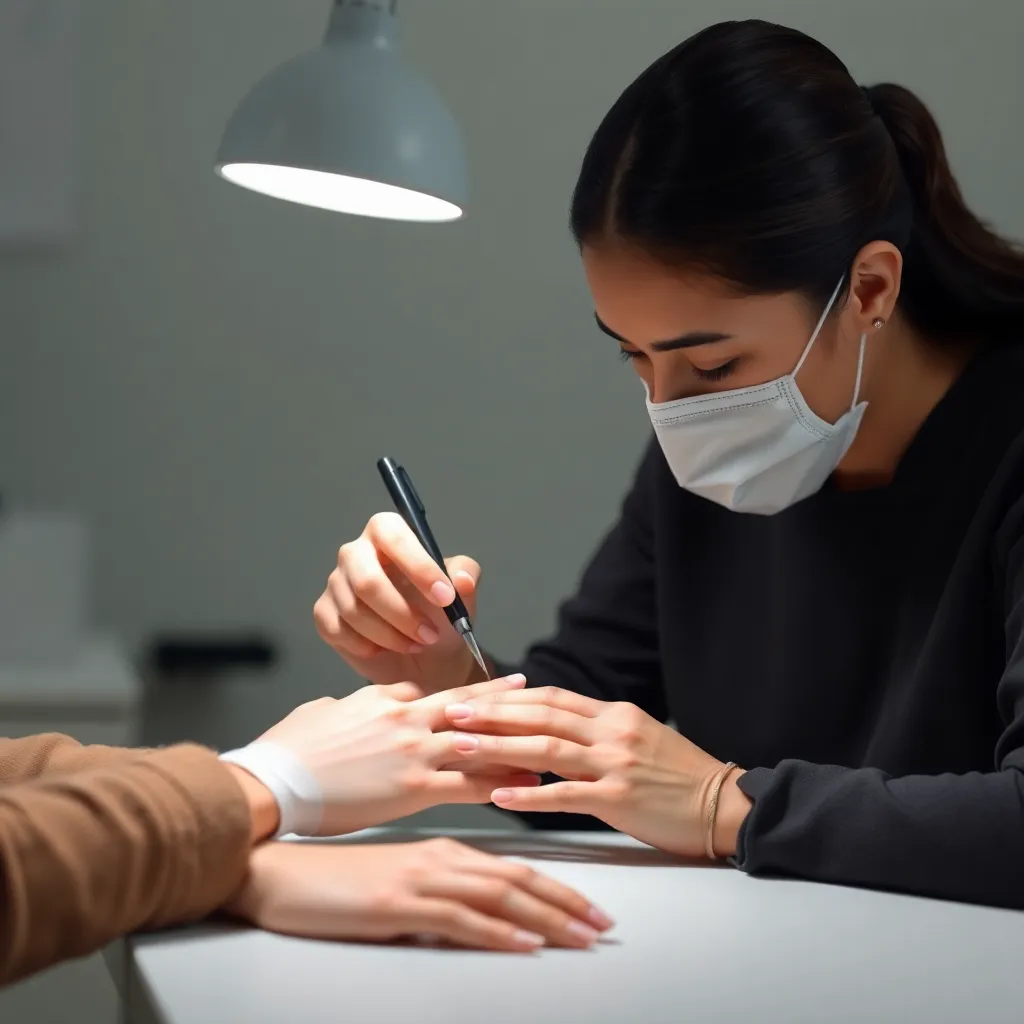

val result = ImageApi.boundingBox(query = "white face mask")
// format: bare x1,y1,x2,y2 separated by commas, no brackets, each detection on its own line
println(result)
645,277,867,515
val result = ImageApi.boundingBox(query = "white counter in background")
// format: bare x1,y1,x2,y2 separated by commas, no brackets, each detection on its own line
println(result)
0,635,142,745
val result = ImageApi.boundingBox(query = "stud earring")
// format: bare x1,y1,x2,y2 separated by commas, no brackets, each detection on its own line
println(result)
872,318,886,329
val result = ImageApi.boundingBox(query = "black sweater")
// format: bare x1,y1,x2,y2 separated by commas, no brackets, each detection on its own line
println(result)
504,342,1024,910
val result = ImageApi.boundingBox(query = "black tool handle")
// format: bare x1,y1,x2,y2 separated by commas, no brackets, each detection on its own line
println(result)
377,457,471,628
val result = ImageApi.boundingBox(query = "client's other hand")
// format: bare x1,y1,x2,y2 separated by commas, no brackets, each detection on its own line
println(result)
227,838,614,951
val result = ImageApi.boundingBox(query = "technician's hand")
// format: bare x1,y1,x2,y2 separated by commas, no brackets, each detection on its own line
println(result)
226,838,614,952
315,513,484,693
445,688,752,858
229,676,539,837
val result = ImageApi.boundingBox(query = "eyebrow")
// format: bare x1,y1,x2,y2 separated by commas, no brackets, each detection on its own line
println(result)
594,313,732,351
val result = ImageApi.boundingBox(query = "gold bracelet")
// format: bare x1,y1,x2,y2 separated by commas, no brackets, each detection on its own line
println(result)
704,762,737,861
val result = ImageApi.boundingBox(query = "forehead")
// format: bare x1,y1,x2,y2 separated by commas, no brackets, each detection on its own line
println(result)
582,245,731,317
580,244,814,344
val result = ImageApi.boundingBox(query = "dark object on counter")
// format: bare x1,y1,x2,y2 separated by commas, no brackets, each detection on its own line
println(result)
149,635,278,676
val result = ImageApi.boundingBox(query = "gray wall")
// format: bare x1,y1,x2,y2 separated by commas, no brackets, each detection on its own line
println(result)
0,0,1021,826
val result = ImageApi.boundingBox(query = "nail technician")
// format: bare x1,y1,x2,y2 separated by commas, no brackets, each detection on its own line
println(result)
316,20,1024,909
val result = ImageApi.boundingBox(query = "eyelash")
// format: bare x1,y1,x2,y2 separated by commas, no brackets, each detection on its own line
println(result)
692,361,738,382
618,350,738,382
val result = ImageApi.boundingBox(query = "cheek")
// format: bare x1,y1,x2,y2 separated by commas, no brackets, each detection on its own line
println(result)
731,334,807,390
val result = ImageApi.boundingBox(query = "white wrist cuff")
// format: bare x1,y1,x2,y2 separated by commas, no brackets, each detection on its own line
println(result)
219,742,323,838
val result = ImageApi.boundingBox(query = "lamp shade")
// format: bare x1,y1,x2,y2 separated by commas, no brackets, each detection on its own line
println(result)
215,1,467,222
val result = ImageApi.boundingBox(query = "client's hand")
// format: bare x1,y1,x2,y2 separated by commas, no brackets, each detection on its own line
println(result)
222,675,540,838
226,838,613,951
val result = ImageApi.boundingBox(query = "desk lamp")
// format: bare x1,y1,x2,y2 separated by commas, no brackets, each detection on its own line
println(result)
215,0,467,222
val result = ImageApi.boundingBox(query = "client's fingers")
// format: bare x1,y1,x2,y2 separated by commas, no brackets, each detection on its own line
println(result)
462,852,614,932
414,675,527,728
402,897,544,952
445,702,595,743
419,871,598,949
448,733,595,778
379,680,426,703
437,760,535,777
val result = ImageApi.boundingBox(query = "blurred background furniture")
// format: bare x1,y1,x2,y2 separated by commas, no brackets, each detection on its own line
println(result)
0,512,138,1024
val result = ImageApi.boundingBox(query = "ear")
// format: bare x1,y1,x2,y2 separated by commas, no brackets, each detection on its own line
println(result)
846,242,902,334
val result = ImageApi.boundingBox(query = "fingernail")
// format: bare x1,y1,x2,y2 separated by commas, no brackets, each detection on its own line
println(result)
503,673,527,686
454,570,475,585
446,703,473,721
513,930,545,948
417,624,439,645
491,788,514,804
431,580,456,605
588,906,615,930
566,922,599,947
453,733,479,752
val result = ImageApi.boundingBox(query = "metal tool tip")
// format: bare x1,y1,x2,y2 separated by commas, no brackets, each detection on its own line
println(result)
463,631,489,681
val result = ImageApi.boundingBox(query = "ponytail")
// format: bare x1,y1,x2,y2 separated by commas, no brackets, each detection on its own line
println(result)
865,83,1024,342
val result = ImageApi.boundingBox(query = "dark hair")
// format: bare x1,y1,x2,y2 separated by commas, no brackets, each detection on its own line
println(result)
570,20,1024,343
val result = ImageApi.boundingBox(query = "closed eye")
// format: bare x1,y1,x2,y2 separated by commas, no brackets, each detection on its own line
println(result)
618,349,739,382
691,360,739,382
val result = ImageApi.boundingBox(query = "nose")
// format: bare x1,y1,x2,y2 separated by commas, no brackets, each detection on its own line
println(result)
639,352,709,404
648,371,703,405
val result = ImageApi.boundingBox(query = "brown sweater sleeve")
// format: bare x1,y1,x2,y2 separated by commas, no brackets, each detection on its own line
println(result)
0,733,151,784
0,742,252,986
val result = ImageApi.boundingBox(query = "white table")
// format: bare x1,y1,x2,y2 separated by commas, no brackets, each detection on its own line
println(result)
114,829,1024,1024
